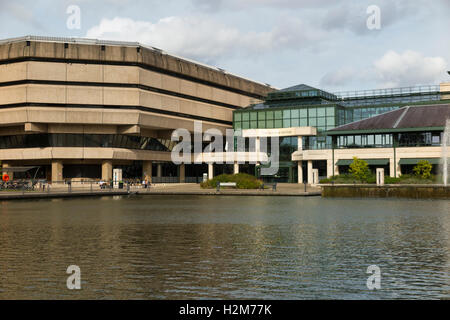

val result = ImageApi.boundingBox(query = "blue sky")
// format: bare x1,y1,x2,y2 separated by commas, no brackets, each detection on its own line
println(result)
1,0,449,92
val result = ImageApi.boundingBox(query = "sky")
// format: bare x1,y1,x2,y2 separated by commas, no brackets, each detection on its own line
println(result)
1,0,450,92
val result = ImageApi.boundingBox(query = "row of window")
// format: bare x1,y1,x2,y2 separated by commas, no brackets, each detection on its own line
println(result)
334,132,442,149
0,134,174,151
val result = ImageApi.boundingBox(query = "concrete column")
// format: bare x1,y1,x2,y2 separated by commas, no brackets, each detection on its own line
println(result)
179,164,185,183
376,168,385,186
208,163,214,179
297,136,303,151
143,160,152,181
307,160,313,185
326,159,333,178
102,160,113,181
312,169,319,186
334,164,340,176
396,160,401,178
157,163,162,178
233,162,239,174
2,162,13,181
297,161,303,184
389,158,401,177
255,137,261,165
52,160,63,183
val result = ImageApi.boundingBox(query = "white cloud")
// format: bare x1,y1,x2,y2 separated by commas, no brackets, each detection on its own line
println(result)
320,50,447,90
374,50,447,88
85,16,325,63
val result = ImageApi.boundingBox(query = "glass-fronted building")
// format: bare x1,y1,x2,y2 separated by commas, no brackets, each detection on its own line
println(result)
234,84,450,183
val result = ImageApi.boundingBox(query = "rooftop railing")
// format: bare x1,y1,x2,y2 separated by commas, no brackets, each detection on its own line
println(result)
334,85,441,100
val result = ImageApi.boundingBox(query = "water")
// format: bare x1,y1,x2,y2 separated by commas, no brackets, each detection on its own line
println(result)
443,118,450,186
0,195,449,299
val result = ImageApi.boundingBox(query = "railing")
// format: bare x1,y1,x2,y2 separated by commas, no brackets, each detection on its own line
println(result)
0,178,202,197
334,85,440,100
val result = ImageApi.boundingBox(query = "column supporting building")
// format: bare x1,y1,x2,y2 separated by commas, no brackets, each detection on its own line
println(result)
179,164,185,183
233,163,239,174
208,163,214,179
101,160,113,181
307,160,313,185
157,164,162,178
297,161,303,184
143,160,152,182
52,160,63,183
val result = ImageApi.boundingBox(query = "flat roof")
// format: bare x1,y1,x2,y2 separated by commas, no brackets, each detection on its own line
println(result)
0,35,276,93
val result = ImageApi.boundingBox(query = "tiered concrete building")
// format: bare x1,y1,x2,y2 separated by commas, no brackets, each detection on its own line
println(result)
0,36,274,183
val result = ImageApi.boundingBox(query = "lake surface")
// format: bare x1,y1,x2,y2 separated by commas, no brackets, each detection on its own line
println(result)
0,195,449,299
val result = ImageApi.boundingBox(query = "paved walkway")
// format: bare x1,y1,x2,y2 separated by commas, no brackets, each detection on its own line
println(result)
0,183,321,200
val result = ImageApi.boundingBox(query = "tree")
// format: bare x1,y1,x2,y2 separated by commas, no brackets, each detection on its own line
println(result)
413,160,432,179
349,157,370,182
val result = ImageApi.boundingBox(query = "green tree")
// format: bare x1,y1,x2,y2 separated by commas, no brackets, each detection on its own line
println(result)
413,160,432,179
349,157,370,182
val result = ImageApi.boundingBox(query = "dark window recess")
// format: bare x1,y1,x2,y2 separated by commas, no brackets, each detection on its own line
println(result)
0,133,177,151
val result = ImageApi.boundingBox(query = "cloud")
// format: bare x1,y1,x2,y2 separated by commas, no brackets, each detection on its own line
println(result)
373,50,447,88
86,16,325,63
320,50,447,89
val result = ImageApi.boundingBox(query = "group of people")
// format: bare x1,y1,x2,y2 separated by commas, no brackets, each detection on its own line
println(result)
142,177,151,188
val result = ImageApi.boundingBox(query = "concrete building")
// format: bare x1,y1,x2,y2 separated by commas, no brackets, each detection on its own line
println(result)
0,36,274,183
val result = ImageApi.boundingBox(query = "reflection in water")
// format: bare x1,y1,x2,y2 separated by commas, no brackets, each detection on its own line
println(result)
0,196,449,299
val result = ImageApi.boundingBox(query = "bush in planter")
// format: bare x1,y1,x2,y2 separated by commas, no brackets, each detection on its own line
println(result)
413,160,433,179
200,173,263,189
349,157,371,183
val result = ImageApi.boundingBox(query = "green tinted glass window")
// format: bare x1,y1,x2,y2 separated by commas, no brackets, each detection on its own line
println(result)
291,109,299,118
283,110,291,119
317,108,326,117
326,107,335,116
234,122,242,130
274,119,282,128
299,118,307,126
258,120,266,128
275,110,283,119
234,113,242,121
242,113,249,121
317,118,326,126
250,112,257,121
299,109,308,118
309,108,317,117
283,119,291,127
291,118,299,127
326,117,335,126
242,122,249,129
266,119,274,128
250,121,257,128
266,111,274,120
258,111,266,120
309,118,317,126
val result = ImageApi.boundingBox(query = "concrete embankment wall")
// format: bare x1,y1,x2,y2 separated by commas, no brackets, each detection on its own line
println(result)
321,185,450,199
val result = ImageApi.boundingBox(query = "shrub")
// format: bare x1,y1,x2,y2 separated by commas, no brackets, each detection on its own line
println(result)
349,157,371,182
200,173,263,189
413,160,432,179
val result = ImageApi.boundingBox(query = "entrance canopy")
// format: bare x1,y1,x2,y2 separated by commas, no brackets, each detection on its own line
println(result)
336,159,389,166
398,158,440,165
